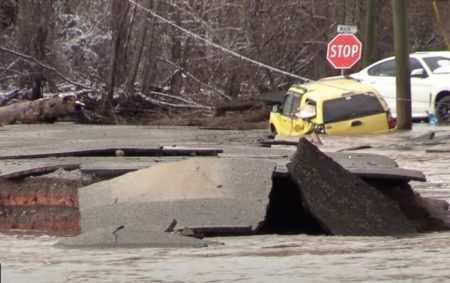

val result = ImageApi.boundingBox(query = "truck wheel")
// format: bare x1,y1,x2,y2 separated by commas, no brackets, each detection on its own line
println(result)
270,124,277,134
436,96,450,124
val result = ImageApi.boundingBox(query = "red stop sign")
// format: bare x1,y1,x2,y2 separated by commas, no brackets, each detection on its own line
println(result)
327,34,362,69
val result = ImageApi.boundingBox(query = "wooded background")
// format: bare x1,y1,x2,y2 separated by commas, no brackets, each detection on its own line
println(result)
0,0,449,112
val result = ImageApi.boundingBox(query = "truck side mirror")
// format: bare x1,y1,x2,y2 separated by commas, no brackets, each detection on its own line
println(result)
296,104,316,120
272,104,281,112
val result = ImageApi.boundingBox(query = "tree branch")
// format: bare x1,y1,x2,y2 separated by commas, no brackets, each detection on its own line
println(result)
149,90,206,107
0,46,99,93
161,57,232,101
0,67,28,77
137,93,211,109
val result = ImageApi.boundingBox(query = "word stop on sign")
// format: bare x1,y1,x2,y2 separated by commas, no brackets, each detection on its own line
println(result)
329,44,360,58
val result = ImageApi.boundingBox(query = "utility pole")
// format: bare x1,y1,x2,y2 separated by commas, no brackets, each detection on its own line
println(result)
392,0,412,130
363,0,377,67
432,0,450,50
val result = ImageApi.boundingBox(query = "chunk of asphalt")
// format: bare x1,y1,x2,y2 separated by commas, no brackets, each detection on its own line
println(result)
327,152,399,169
55,225,218,249
78,158,276,236
286,138,417,236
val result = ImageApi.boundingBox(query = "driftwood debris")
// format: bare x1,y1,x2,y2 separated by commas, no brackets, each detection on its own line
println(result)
214,101,261,116
336,145,373,152
0,146,223,160
177,225,253,238
259,139,299,147
0,94,82,124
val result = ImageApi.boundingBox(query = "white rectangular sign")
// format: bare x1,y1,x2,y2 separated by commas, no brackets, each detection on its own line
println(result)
337,25,357,34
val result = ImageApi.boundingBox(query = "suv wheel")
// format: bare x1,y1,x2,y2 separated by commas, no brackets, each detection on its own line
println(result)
270,124,277,134
436,96,450,123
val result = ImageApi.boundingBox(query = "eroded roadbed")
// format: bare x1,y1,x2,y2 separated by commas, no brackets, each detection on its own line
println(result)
1,123,450,248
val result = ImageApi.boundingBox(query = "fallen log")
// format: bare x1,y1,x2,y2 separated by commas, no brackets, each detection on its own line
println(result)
0,94,82,124
336,145,372,152
0,146,223,159
259,139,299,147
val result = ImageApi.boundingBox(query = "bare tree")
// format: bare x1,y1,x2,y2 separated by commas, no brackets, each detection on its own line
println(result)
102,0,130,116
1,0,448,116
15,0,55,93
0,0,17,31
125,0,151,95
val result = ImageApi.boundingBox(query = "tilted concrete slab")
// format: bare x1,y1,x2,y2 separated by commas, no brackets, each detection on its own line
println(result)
275,152,426,182
78,158,276,236
347,167,426,182
287,138,417,236
328,152,399,169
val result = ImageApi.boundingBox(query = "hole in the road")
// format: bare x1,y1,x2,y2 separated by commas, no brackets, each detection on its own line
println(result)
0,170,332,237
259,175,327,235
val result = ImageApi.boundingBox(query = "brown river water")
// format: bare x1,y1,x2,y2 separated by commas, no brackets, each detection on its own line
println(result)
2,230,450,282
2,124,450,282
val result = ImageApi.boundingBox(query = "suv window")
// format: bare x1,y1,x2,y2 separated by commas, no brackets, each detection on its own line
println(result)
323,93,385,123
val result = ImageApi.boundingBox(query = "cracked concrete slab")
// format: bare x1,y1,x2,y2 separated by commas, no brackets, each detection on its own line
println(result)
77,158,277,245
287,138,417,236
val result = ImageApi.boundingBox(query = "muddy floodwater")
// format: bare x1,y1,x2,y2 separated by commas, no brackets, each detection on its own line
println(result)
2,123,450,282
3,232,450,282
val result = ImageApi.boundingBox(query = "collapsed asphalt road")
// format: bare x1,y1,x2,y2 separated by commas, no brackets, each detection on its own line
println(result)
59,139,450,248
1,124,450,248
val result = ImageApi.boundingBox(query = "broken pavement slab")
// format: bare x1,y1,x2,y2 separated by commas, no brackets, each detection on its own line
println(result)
275,152,426,183
77,158,276,237
347,167,425,182
56,225,218,249
0,163,80,180
287,138,417,236
329,152,398,169
73,148,426,246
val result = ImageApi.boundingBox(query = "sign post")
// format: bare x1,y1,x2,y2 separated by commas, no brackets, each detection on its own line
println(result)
326,33,362,73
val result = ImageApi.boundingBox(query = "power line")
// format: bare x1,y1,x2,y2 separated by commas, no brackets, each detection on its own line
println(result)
127,0,310,82
126,0,363,94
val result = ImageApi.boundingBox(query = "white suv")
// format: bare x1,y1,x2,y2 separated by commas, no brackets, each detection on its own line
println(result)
351,51,450,122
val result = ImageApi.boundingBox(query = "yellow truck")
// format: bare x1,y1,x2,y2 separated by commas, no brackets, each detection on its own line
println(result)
269,77,396,136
